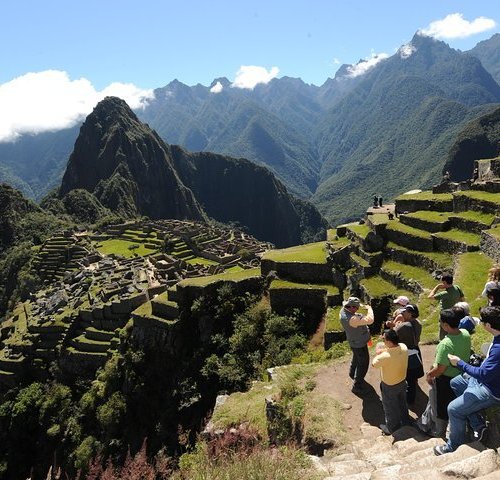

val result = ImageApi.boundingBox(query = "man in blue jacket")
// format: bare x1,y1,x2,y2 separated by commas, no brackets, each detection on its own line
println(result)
434,306,500,455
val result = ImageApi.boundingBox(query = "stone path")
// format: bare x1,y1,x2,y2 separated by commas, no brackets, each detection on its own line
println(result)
311,344,500,479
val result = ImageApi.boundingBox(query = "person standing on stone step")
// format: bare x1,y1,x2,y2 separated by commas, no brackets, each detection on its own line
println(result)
393,304,423,404
428,274,465,340
372,329,410,435
433,306,500,456
340,297,374,394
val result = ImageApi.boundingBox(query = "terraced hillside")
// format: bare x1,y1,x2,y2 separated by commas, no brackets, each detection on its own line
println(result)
0,220,271,385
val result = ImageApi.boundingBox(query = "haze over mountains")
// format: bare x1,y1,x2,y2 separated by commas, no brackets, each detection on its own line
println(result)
2,32,500,225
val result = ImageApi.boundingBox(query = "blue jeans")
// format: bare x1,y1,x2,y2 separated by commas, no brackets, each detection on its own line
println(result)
446,374,500,451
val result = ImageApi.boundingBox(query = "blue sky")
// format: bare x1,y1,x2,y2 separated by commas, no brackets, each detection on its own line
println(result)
1,0,500,141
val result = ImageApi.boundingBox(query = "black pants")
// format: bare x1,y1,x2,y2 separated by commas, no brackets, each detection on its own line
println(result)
435,375,455,420
349,345,369,385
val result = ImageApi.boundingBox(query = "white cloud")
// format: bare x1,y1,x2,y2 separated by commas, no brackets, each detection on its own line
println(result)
210,81,224,93
346,51,389,78
231,65,279,89
0,70,154,143
332,58,341,65
399,43,417,59
419,13,496,40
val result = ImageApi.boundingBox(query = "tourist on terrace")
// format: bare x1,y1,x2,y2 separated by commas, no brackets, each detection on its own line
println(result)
486,286,500,307
434,306,500,456
385,295,410,329
482,266,500,303
340,297,374,394
426,309,471,437
393,304,423,404
428,274,465,339
372,329,410,435
452,302,479,334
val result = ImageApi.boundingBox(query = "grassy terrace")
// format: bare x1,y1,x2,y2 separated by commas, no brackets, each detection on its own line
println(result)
94,238,157,258
270,279,340,295
262,241,327,264
403,211,450,222
185,256,219,266
419,252,493,344
178,267,261,287
327,236,351,250
433,229,481,247
346,223,372,239
485,225,500,240
368,213,390,225
325,306,342,331
382,260,436,290
385,221,432,239
454,190,500,204
449,210,496,226
385,242,453,269
360,276,413,299
395,191,453,202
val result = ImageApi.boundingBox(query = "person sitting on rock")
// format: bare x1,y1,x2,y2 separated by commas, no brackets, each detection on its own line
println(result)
426,309,471,437
428,274,465,340
486,286,500,307
340,297,374,394
434,306,500,455
372,329,410,435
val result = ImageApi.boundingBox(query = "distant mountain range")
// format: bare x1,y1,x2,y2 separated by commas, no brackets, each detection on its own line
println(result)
1,32,500,225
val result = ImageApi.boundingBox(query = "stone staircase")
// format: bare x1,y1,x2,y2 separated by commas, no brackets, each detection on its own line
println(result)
311,424,500,480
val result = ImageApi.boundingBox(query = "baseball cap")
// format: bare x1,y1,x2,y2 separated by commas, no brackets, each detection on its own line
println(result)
343,297,361,308
393,296,410,306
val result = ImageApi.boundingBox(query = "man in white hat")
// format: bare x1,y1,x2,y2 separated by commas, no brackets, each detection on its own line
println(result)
340,297,374,393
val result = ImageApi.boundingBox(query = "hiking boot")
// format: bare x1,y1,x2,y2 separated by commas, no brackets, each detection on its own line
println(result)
433,445,452,456
473,424,488,443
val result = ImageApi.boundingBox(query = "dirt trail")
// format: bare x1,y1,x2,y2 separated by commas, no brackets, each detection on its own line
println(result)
314,344,436,441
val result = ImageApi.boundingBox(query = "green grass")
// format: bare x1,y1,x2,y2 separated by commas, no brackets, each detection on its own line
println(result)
360,277,412,299
327,236,351,250
262,242,327,264
186,257,220,266
211,380,279,438
175,444,318,480
403,211,450,222
346,223,372,239
454,252,493,351
454,190,500,204
178,267,261,287
433,229,481,247
270,279,339,295
382,260,437,290
385,221,432,239
94,238,157,258
325,306,342,331
485,225,500,240
395,191,453,202
385,242,453,269
449,211,495,226
368,213,390,225
350,252,369,268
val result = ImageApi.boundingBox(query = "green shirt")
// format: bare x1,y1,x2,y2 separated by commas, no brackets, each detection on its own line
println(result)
434,285,464,309
435,329,471,377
